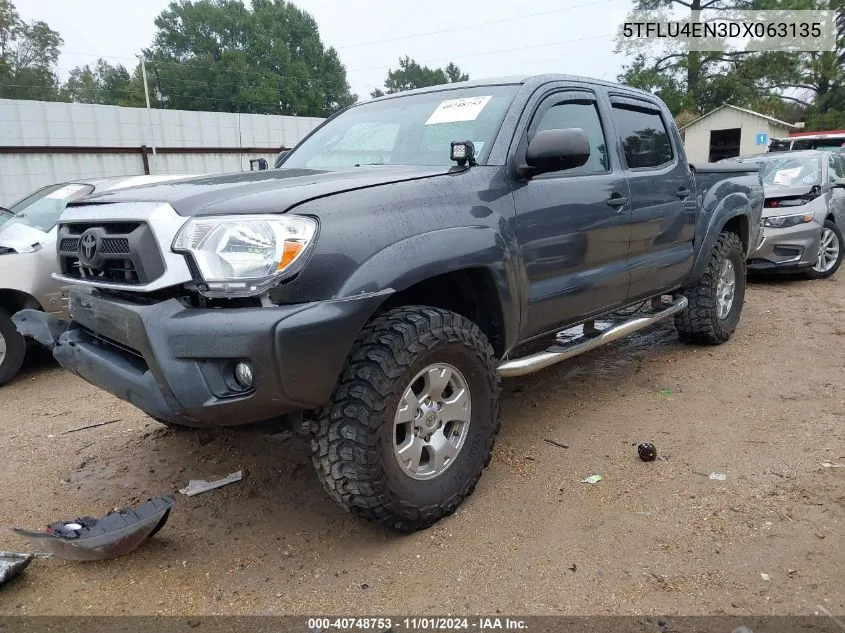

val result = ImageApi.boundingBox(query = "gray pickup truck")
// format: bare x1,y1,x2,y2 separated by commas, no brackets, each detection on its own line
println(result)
16,75,763,532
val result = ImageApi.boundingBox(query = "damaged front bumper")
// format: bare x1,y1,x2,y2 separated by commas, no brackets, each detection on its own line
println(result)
747,221,822,271
14,286,388,428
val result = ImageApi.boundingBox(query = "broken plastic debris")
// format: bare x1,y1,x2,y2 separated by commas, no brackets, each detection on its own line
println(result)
0,551,33,586
709,472,727,481
581,474,603,484
637,443,657,462
822,462,845,468
760,573,770,581
12,496,175,561
179,471,243,496
659,388,673,397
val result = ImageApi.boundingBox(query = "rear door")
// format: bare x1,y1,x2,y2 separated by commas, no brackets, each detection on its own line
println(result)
512,87,631,338
608,96,696,301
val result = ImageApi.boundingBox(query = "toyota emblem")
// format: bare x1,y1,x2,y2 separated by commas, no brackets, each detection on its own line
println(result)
78,230,98,264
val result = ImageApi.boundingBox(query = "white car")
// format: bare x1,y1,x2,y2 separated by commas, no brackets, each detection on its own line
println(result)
0,174,198,385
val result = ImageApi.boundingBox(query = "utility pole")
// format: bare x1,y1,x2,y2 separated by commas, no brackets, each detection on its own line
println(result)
140,57,158,173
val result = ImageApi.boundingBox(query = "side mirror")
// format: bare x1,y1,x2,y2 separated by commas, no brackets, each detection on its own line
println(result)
249,158,269,171
274,150,289,169
523,128,591,176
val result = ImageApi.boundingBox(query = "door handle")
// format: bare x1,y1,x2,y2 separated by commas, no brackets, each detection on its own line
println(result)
676,187,692,199
606,194,628,209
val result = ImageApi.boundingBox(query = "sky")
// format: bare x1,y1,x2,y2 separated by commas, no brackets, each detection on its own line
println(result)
15,0,635,101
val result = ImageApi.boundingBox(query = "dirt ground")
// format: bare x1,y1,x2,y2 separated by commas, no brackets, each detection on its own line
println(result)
1,276,843,616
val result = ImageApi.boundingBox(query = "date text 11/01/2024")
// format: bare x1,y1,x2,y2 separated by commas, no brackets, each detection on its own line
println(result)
307,617,529,631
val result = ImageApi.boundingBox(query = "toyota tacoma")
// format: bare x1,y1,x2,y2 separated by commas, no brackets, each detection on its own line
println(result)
15,75,763,531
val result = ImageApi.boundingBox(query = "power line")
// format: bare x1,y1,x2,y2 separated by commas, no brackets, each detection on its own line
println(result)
57,0,619,63
58,31,614,79
332,0,619,49
345,33,613,73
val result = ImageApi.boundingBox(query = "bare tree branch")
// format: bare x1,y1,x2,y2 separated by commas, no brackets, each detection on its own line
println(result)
652,53,685,71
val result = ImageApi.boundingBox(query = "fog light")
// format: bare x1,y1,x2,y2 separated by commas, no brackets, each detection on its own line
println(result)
234,362,254,389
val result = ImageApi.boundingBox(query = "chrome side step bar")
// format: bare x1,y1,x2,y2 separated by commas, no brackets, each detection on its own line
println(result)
497,296,688,378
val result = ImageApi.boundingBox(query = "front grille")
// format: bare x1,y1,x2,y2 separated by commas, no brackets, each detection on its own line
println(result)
63,222,141,236
59,238,79,252
100,238,130,254
71,258,140,283
57,221,165,285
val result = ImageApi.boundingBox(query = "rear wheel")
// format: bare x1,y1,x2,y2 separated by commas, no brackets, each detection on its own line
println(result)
310,306,501,532
675,231,746,345
805,220,843,280
0,308,26,386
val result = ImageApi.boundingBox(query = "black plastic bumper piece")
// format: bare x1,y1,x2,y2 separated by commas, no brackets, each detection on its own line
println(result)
14,287,389,428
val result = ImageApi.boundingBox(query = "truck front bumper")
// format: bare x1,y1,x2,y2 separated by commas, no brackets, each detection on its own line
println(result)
13,287,389,428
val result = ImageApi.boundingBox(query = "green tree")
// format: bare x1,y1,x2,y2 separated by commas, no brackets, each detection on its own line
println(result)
617,0,844,122
0,0,62,101
370,57,469,98
616,0,768,115
730,0,845,123
61,59,135,105
144,0,356,116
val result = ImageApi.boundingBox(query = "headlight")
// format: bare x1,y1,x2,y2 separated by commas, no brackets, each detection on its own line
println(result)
172,215,317,297
762,213,814,229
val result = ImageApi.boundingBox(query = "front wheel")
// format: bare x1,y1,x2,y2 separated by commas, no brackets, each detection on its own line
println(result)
0,308,26,386
805,220,843,280
675,231,746,345
310,306,501,532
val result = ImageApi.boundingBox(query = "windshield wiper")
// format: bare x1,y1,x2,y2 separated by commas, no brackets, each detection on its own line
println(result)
353,162,387,167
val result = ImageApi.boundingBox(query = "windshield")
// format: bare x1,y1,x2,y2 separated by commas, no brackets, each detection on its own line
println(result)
283,86,519,170
741,155,821,187
0,183,94,233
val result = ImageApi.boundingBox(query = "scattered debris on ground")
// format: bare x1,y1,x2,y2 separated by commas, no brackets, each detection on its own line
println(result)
580,474,603,484
0,551,33,587
12,496,175,561
709,473,727,481
179,471,243,496
637,442,657,462
543,439,569,449
62,419,122,434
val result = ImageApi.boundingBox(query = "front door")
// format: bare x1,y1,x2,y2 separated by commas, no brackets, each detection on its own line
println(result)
608,97,696,300
512,88,632,339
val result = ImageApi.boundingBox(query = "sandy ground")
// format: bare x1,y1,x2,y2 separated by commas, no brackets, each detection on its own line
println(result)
0,276,843,616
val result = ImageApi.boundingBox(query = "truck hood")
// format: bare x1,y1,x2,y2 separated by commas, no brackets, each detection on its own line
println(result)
71,166,453,217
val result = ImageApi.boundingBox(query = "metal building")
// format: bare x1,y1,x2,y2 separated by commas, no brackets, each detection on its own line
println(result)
679,104,798,163
0,99,324,206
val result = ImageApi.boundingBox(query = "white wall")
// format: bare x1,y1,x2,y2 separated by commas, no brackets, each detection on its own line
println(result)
682,107,793,163
0,99,324,206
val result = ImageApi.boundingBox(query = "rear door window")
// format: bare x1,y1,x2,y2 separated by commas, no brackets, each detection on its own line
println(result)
611,105,673,169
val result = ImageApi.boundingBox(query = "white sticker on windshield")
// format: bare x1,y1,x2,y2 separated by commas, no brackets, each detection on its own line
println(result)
772,167,802,185
46,184,88,200
425,96,492,125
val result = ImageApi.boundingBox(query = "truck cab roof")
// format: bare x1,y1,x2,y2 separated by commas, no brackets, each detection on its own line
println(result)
367,74,658,103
